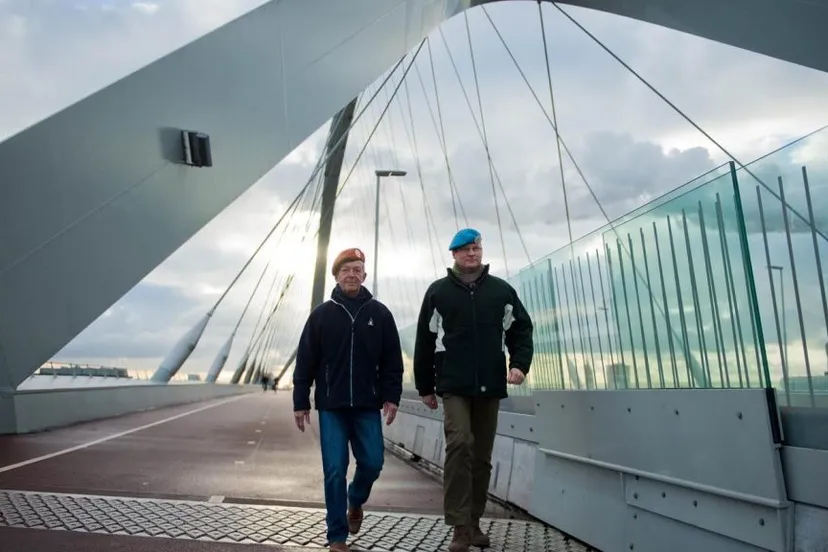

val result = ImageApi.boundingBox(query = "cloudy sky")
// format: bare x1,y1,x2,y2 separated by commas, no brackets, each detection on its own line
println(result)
2,0,827,386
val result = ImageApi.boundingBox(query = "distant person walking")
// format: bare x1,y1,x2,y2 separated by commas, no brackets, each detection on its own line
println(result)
293,247,404,552
413,229,534,552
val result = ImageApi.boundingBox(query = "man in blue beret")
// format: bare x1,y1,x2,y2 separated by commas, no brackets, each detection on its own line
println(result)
413,229,534,552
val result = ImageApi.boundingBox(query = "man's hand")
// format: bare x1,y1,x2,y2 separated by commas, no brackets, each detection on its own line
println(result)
383,402,398,425
420,394,438,410
294,410,310,432
507,368,526,385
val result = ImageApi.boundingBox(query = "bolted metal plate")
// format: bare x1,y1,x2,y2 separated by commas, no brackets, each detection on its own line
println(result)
0,490,596,551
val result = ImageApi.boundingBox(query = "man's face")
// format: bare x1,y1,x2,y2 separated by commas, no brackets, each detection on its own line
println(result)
335,260,366,293
452,243,483,270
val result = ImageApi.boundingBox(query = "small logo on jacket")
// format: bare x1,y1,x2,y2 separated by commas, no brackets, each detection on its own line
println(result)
367,318,374,327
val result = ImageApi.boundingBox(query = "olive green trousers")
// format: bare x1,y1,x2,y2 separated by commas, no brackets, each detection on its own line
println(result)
441,394,500,526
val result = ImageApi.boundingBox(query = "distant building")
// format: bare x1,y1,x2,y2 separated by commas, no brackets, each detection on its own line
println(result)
38,364,130,378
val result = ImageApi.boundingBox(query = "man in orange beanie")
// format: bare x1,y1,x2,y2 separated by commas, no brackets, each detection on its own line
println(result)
293,247,404,552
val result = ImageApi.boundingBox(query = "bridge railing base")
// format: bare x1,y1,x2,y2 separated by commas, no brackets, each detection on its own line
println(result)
385,389,828,552
0,384,257,435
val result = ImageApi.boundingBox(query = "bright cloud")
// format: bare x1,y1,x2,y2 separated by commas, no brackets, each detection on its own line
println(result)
131,2,160,16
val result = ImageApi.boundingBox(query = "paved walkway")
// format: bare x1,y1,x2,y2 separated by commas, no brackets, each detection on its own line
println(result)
0,392,591,551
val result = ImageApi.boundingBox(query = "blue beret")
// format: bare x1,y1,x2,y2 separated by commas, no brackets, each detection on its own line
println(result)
449,228,482,251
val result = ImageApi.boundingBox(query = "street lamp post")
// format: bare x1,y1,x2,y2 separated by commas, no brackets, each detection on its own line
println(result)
373,169,407,298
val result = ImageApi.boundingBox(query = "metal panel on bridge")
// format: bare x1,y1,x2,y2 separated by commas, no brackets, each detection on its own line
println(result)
531,389,792,551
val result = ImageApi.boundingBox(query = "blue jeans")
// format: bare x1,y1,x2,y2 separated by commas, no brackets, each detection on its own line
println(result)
318,408,384,544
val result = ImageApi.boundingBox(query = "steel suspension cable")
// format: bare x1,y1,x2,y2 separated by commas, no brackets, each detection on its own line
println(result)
361,107,414,315
329,42,426,216
237,181,317,363
480,5,612,235
399,73,443,275
412,60,470,226
436,26,533,266
463,11,510,277
240,264,280,362
238,157,326,368
538,1,574,256
231,261,270,336
248,274,295,356
362,123,413,315
255,45,431,368
547,1,828,244
377,82,437,301
235,61,415,375
208,53,415,318
427,39,461,230
477,4,701,379
251,44,428,353
260,286,293,374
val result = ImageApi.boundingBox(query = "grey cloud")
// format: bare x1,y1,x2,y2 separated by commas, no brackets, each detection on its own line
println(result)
572,131,716,218
414,130,717,235
58,282,203,358
58,271,309,373
615,134,828,239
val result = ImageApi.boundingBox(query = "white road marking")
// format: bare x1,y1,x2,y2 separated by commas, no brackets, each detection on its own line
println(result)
208,495,225,503
0,394,251,474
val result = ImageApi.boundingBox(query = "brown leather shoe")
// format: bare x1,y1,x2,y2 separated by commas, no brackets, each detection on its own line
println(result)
329,542,350,552
347,506,363,535
470,524,491,548
448,525,470,552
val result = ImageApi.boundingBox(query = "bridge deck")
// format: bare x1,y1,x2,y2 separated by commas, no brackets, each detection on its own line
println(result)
0,392,591,551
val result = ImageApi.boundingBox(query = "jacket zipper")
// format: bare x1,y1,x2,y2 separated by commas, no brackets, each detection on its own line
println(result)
450,270,483,394
470,286,479,393
331,299,372,407
349,324,355,406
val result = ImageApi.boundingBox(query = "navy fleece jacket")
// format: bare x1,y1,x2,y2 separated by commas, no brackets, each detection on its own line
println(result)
293,285,404,411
